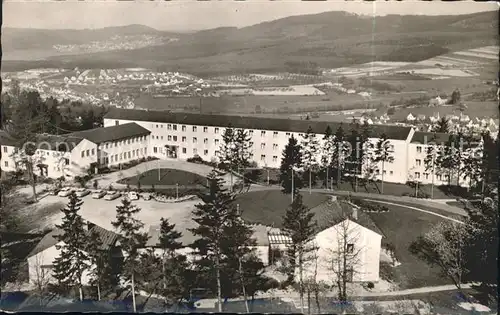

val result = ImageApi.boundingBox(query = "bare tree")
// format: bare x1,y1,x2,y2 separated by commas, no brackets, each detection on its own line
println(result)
327,217,363,305
410,221,469,291
31,253,52,306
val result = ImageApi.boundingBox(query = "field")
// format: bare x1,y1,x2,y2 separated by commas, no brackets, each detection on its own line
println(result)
117,168,206,186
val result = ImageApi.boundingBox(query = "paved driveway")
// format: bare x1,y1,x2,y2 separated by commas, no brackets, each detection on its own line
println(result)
38,194,199,245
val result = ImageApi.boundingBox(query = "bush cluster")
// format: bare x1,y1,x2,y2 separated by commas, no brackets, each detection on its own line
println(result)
352,199,390,213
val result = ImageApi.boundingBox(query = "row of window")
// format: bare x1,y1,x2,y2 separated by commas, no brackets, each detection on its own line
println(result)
81,148,96,158
152,135,284,151
151,122,298,139
99,135,148,150
103,147,148,164
414,172,450,181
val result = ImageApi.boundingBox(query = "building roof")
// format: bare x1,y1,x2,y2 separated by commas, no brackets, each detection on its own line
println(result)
0,130,17,147
105,108,413,140
67,123,150,145
410,131,451,144
146,225,197,248
410,131,482,145
312,199,384,236
0,131,83,150
27,223,120,257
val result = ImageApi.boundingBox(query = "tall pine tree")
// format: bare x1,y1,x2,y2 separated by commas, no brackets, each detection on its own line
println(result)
157,218,190,307
279,135,303,195
332,125,348,187
112,199,149,313
301,126,320,194
221,215,265,312
189,170,237,312
321,126,335,189
52,192,90,301
282,193,317,313
372,133,394,194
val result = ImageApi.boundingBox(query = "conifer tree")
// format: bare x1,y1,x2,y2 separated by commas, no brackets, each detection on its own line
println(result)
85,228,118,301
372,133,394,194
157,218,189,306
301,126,320,194
189,170,237,312
219,125,252,190
52,192,90,301
112,199,149,313
221,215,265,313
279,135,303,195
234,128,252,171
332,125,348,187
282,193,317,313
321,126,335,189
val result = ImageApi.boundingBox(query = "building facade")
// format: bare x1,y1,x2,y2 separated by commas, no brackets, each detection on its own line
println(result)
104,108,430,185
0,123,151,179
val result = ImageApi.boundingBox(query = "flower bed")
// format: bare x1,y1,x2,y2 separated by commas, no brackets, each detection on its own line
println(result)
153,194,196,203
351,199,390,213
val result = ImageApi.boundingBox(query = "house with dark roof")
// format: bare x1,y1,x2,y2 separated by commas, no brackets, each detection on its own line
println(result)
26,223,121,286
234,190,383,283
279,195,384,284
0,123,151,179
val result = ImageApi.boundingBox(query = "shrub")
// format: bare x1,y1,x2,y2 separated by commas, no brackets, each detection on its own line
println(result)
42,177,54,184
366,282,375,289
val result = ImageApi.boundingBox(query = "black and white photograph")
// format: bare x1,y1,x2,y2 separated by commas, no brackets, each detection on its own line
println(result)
0,1,498,313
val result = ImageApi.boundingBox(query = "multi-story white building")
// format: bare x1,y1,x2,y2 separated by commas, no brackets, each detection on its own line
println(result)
104,108,422,184
0,123,151,179
1,107,481,187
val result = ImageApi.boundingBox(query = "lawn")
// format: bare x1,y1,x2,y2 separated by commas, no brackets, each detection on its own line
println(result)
236,190,330,228
365,203,450,289
249,169,460,199
117,168,206,187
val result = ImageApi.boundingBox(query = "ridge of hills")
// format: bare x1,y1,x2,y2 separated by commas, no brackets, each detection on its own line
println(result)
2,10,497,75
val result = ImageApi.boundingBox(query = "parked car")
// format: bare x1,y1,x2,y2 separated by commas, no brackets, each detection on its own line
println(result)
104,191,121,201
92,190,106,199
57,187,73,197
127,191,139,201
49,188,61,195
75,188,90,197
141,192,152,200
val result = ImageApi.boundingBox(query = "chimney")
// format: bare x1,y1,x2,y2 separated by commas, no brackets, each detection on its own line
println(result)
352,208,358,221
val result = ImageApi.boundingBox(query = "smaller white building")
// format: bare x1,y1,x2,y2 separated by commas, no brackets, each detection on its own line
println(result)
27,223,121,286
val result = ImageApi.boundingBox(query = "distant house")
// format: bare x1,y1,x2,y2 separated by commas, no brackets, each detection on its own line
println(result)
428,96,447,107
406,113,416,122
27,223,121,286
459,114,470,123
416,114,426,121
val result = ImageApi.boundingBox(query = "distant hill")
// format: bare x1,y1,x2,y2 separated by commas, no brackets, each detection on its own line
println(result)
2,11,497,75
2,24,180,50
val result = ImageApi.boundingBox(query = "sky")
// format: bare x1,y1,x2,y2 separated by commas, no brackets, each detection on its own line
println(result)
3,1,497,31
